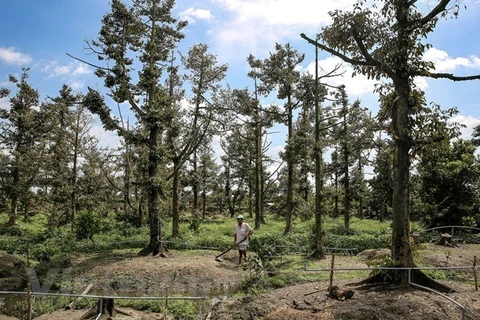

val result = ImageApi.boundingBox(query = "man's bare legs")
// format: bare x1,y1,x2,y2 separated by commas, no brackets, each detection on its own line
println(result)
238,249,247,267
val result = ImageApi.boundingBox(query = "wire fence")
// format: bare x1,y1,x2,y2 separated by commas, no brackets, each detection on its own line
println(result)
0,287,208,320
1,226,479,318
304,255,479,320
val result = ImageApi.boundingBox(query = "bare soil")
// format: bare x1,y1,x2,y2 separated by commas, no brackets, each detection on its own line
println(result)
1,243,479,319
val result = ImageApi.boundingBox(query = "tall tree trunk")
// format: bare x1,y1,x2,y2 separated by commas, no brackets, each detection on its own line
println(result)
192,150,198,217
254,117,262,229
23,200,29,222
390,2,415,284
171,161,180,237
284,99,294,234
139,122,163,256
358,151,364,219
9,196,18,226
71,111,80,234
202,173,207,220
9,168,19,226
334,168,339,218
303,175,309,202
311,46,325,259
248,158,253,219
391,80,415,283
343,112,350,231
224,162,234,217
136,186,144,226
260,164,266,224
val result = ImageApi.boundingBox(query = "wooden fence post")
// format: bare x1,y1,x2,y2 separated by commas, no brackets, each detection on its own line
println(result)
328,254,335,296
27,283,32,320
474,256,478,291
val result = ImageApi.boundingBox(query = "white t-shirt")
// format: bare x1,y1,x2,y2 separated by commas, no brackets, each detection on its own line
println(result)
234,223,252,245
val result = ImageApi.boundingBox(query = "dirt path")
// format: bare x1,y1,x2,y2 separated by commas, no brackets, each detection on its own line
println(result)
69,249,246,296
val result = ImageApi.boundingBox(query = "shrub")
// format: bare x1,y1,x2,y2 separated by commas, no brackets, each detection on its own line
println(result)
324,233,389,252
75,211,100,243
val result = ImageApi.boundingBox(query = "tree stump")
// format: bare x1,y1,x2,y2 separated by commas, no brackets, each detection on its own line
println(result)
328,285,354,300
435,233,459,247
80,298,116,319
411,233,421,245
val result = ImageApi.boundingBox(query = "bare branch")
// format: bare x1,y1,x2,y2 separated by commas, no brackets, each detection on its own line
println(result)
351,30,381,67
127,96,145,118
319,64,345,79
410,0,452,27
83,39,105,56
66,53,111,72
424,72,480,81
300,33,374,67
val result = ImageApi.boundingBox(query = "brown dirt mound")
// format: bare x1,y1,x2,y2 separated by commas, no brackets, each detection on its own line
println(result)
33,307,170,320
207,279,479,320
70,249,246,296
0,315,20,320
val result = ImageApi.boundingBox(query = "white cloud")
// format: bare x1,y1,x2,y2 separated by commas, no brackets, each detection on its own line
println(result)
180,7,213,23
0,47,32,65
42,60,91,90
210,0,357,61
414,77,428,90
450,114,480,140
265,144,284,175
424,47,480,72
72,64,91,76
70,80,85,91
212,0,353,26
0,97,9,110
43,60,91,78
306,56,377,97
211,135,224,165
90,122,121,149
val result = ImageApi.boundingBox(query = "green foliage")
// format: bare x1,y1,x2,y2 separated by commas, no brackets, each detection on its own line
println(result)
324,233,388,253
167,299,199,320
415,139,480,227
30,243,57,262
188,218,201,233
1,224,24,237
35,296,93,315
323,217,391,252
365,253,396,282
116,298,200,319
75,211,100,242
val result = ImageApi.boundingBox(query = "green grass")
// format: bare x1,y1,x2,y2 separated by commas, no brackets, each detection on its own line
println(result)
0,212,396,260
3,211,479,317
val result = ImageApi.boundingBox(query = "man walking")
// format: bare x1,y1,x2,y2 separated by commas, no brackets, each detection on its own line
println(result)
233,215,253,267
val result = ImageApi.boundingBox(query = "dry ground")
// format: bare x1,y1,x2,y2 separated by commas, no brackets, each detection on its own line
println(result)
0,243,479,319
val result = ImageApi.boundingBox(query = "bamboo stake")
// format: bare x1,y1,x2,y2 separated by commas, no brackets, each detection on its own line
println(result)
474,256,478,291
66,283,93,310
328,254,335,296
27,283,32,320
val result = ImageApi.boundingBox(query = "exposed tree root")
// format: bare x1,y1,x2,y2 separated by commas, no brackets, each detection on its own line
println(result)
308,250,326,260
80,298,137,319
435,233,460,248
346,270,454,293
410,269,454,293
138,241,169,257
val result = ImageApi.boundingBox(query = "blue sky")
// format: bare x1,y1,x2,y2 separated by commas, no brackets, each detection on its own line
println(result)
1,0,480,160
